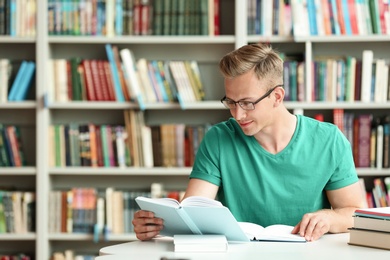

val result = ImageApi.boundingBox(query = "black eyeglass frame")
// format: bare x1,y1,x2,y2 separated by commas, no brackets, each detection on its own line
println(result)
220,85,283,110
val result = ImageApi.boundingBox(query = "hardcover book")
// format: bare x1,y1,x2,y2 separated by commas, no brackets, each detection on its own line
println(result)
348,228,390,250
135,196,306,242
353,215,390,232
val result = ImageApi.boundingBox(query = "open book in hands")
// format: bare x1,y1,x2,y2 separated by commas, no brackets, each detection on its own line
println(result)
135,196,306,242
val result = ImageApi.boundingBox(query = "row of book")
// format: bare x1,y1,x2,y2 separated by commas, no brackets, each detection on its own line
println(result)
359,177,390,208
49,114,211,168
348,207,390,250
331,110,390,168
49,44,205,108
0,124,26,167
292,0,390,36
0,59,36,103
247,0,293,36
48,187,151,235
0,190,36,234
47,0,220,36
283,49,390,102
0,254,32,260
0,0,36,36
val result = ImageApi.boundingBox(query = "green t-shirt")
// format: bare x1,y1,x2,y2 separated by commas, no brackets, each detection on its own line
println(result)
190,115,358,227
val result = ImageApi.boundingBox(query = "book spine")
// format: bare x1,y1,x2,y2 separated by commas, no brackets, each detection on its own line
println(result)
105,44,125,102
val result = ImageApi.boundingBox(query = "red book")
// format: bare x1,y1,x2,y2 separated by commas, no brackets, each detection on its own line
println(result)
336,0,346,34
378,0,387,34
97,60,110,101
133,0,142,35
214,0,220,35
81,60,96,101
66,60,73,100
322,0,332,35
333,108,344,132
5,126,22,167
347,0,359,34
90,59,104,101
103,60,117,101
314,114,324,122
140,2,151,35
354,207,390,219
357,114,372,168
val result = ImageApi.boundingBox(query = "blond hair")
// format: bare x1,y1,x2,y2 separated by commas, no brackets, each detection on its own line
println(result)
219,43,283,85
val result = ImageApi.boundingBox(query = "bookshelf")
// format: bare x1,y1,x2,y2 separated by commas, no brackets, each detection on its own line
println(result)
0,0,389,259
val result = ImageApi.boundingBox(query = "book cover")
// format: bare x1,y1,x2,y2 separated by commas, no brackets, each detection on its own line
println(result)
119,48,146,109
135,196,306,242
90,59,104,101
81,60,96,101
347,0,359,34
13,61,35,101
105,44,125,102
353,215,390,232
135,195,249,241
7,60,27,101
360,50,373,102
348,228,390,250
357,114,372,168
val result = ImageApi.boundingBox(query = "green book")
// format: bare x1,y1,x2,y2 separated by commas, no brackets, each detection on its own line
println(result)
70,57,82,101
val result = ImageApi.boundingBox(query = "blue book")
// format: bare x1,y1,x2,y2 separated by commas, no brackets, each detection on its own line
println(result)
105,44,125,102
135,196,306,242
8,61,28,101
329,0,341,35
14,62,36,101
151,60,168,102
307,0,318,35
115,0,123,35
341,0,352,35
135,196,249,242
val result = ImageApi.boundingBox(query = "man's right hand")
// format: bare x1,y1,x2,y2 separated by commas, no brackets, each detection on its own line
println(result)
132,210,164,241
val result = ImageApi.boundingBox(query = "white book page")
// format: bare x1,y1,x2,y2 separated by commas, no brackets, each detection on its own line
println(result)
238,222,305,241
181,196,223,207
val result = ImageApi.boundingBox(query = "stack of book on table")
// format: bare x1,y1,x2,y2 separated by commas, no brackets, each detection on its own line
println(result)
348,207,390,250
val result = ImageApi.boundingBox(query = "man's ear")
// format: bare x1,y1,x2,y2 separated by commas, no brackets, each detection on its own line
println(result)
273,86,285,105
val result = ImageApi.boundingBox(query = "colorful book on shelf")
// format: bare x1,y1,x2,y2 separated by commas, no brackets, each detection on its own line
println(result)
119,48,146,110
105,44,125,102
7,60,27,101
135,196,306,242
12,61,35,101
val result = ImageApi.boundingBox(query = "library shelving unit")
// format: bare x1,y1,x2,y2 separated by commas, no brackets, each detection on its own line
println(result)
0,1,389,259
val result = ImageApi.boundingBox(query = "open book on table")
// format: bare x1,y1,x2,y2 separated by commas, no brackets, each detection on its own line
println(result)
135,196,306,242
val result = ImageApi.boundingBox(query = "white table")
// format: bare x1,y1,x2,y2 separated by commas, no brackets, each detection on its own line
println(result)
96,233,389,260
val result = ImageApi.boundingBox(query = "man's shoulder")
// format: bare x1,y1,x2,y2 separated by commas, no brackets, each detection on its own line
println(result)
210,118,240,133
299,115,339,132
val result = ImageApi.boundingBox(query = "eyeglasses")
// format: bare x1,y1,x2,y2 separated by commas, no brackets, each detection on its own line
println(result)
220,85,283,110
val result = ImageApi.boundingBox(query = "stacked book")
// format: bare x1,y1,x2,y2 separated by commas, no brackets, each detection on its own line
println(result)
348,207,390,250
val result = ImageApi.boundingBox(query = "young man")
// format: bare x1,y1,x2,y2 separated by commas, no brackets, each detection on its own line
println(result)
132,43,364,242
